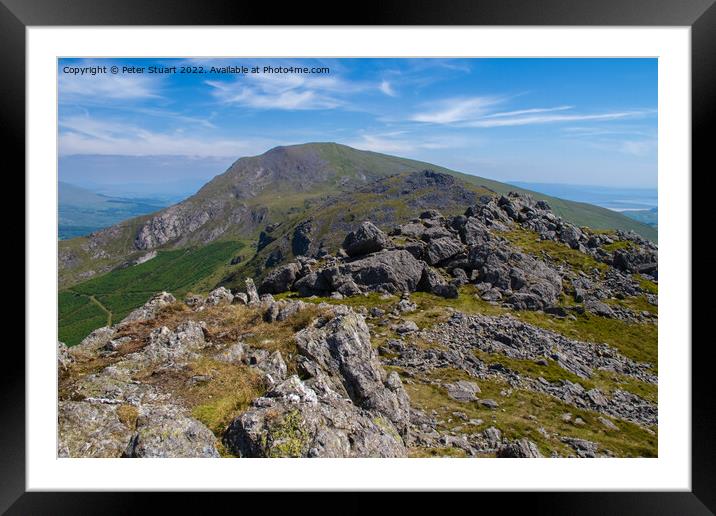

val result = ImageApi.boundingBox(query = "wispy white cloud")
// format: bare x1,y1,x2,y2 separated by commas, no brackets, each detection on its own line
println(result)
410,96,503,124
480,106,573,119
466,110,652,128
59,115,276,157
206,72,380,111
379,80,397,97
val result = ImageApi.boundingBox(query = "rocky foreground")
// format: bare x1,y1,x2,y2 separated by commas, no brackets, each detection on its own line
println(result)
59,192,658,458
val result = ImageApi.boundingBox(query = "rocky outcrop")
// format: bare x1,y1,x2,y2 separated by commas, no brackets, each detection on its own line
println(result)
342,221,391,257
294,249,426,297
124,404,220,458
223,376,406,458
292,220,314,257
121,292,176,324
295,306,410,436
260,263,300,294
497,438,543,458
206,286,234,306
58,401,136,458
222,305,410,457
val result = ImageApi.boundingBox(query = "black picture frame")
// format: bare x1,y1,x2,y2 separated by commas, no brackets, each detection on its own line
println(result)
5,0,713,512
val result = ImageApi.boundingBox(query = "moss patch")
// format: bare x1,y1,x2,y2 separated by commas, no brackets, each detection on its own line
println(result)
265,409,310,458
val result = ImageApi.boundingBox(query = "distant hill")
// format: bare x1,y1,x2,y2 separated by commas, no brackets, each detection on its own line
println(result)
59,182,169,239
622,207,658,228
58,143,657,289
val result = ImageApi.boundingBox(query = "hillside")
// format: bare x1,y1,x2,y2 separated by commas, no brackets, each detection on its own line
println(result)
58,191,658,458
59,143,656,288
58,143,657,345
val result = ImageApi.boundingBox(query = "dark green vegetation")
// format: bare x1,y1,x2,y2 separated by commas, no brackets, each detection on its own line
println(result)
59,182,168,239
58,241,244,346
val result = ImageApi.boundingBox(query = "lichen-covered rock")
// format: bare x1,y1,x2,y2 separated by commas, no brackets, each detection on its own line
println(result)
339,249,425,295
223,376,406,458
417,266,458,299
294,307,410,437
124,404,220,458
215,341,245,364
425,237,463,266
58,401,135,458
245,278,260,305
144,320,207,362
120,292,176,324
256,350,288,386
69,326,116,360
446,380,480,402
58,341,74,371
206,286,234,306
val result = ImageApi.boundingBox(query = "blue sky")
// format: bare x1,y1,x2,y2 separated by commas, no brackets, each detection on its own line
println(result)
58,58,657,190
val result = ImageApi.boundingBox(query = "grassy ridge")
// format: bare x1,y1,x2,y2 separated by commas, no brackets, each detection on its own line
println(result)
319,144,657,241
59,241,244,346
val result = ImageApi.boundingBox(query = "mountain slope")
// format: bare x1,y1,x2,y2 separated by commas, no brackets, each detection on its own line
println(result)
59,142,656,290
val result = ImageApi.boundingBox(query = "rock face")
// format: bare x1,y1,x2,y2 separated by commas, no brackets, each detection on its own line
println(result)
124,405,220,458
497,438,543,458
342,221,391,257
223,376,406,458
58,401,136,458
223,306,410,457
295,307,410,436
260,263,300,294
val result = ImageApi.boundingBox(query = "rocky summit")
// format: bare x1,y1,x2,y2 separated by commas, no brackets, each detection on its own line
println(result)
59,191,658,458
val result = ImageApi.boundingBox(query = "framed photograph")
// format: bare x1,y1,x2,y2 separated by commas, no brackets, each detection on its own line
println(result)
7,0,713,511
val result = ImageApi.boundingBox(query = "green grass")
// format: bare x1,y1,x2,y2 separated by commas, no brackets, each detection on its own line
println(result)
59,241,244,346
289,282,657,372
403,368,656,457
499,227,608,274
602,240,636,252
472,349,657,405
413,286,657,369
606,295,658,315
636,275,659,295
